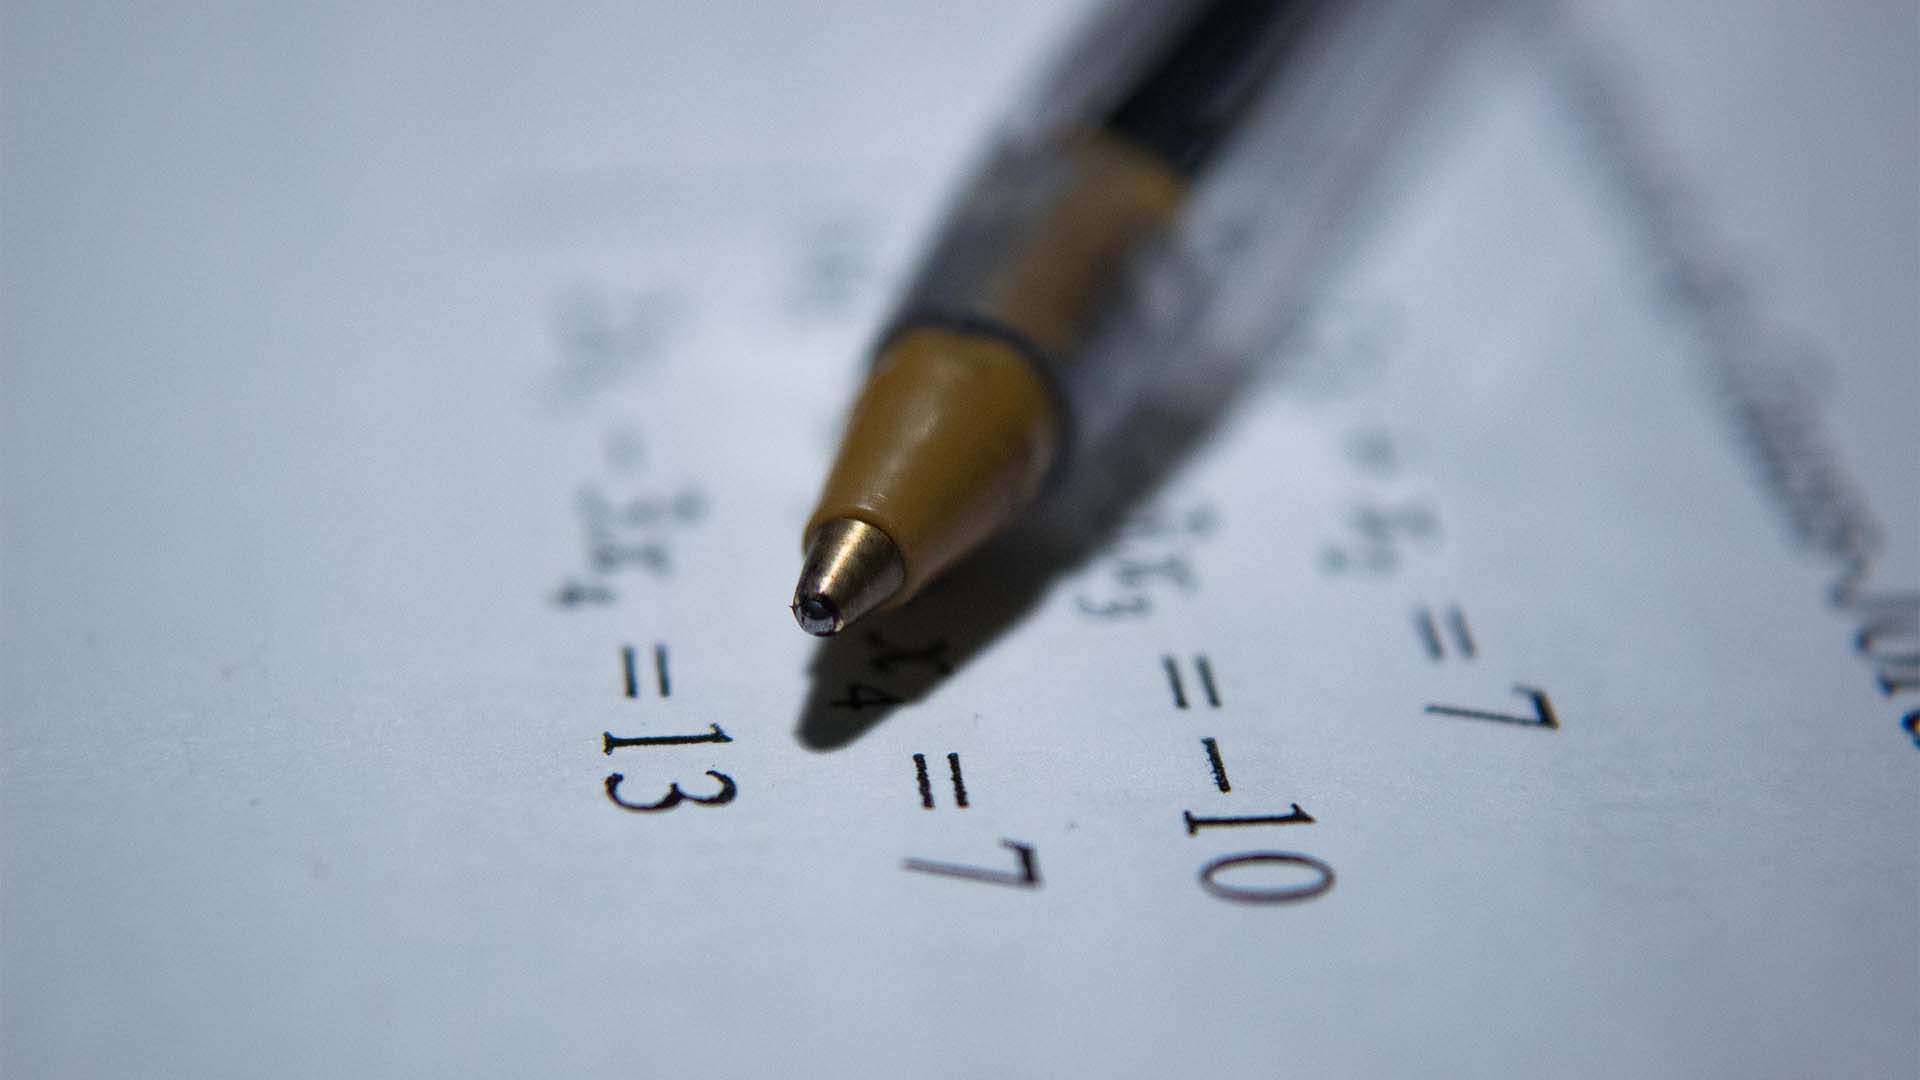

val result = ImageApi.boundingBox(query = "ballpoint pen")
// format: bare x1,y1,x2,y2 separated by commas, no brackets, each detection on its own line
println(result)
791,0,1475,634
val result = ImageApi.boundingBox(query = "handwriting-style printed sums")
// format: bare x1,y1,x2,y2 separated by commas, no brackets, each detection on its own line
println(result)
828,682,903,710
575,485,707,582
1198,853,1335,904
1414,605,1476,661
554,579,615,608
903,840,1040,889
602,722,737,811
1076,594,1151,619
1426,685,1558,729
605,769,737,813
828,632,954,710
1072,559,1192,620
1201,738,1231,792
584,487,707,532
1320,500,1438,575
1353,501,1438,545
591,539,669,575
867,631,952,676
1071,501,1217,619
556,486,701,608
602,643,736,813
1183,802,1329,904
912,752,970,809
1114,555,1196,590
1163,655,1221,709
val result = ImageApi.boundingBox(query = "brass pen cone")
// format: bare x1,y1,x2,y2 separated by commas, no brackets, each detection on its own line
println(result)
790,518,905,636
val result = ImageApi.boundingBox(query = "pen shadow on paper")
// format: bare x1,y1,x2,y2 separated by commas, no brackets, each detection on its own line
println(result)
789,15,1484,748
792,235,1425,751
793,346,1267,751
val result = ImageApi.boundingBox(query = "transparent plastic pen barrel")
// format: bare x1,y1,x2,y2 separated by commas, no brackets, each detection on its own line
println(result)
796,0,1499,633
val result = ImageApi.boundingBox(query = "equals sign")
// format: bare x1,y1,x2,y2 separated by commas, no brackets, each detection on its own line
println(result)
1162,654,1221,709
1414,606,1475,662
622,643,671,698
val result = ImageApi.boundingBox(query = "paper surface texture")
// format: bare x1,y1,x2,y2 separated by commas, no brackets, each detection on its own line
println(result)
3,2,1915,1076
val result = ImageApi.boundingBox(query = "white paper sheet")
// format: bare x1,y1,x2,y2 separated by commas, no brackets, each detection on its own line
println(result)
4,2,1915,1076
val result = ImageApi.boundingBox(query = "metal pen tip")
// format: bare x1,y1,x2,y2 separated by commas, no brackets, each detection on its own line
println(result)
793,594,840,636
791,517,905,636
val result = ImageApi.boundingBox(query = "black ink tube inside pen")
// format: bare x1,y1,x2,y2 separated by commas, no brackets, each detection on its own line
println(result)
792,0,1324,635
